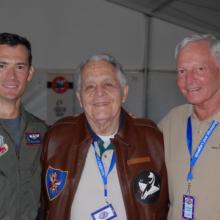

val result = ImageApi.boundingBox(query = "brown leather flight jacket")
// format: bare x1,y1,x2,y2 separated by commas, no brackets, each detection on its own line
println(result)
40,110,169,220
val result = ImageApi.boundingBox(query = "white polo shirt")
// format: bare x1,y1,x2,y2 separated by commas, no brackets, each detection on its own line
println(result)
70,134,127,219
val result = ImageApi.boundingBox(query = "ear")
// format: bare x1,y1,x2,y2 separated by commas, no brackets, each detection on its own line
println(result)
122,85,129,103
27,66,34,82
76,91,83,108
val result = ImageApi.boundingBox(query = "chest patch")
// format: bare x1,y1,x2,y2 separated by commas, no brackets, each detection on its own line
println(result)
46,166,68,201
26,132,41,145
133,170,161,204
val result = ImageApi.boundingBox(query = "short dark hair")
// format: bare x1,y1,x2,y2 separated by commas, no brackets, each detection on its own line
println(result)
0,32,32,65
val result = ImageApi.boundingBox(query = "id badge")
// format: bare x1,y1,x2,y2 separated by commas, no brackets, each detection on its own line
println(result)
182,194,195,220
91,204,117,220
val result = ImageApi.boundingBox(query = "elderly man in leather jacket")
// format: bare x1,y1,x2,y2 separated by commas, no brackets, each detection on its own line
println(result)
40,53,169,220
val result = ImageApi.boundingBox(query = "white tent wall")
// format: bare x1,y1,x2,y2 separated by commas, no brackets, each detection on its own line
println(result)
0,0,194,123
0,0,145,69
146,18,195,122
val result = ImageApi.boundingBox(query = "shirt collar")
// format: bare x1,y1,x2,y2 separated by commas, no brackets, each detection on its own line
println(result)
190,105,220,123
87,110,124,143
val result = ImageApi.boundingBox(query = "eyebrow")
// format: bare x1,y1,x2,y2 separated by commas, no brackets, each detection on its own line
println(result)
16,63,29,66
0,61,28,66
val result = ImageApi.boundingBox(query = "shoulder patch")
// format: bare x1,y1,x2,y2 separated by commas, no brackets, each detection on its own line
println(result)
0,135,8,157
46,166,68,201
133,170,161,204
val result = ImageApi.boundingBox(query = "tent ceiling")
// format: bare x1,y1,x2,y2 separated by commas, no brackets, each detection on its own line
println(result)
106,0,220,38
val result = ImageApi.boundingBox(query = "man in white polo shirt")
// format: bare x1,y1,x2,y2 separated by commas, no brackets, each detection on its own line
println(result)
40,53,169,220
159,34,220,220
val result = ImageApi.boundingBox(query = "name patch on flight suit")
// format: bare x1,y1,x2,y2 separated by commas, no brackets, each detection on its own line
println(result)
46,166,68,200
26,132,41,145
133,170,161,204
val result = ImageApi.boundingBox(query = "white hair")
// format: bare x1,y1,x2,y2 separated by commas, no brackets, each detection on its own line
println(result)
76,53,127,91
175,34,220,65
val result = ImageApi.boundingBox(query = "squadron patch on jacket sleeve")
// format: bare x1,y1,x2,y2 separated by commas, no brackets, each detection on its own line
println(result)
46,166,68,201
133,170,161,204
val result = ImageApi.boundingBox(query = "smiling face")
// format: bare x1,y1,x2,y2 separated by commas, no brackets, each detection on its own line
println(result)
176,40,220,108
76,60,128,133
0,44,33,103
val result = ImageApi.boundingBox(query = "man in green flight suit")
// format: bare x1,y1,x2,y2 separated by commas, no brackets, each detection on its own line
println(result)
0,32,47,220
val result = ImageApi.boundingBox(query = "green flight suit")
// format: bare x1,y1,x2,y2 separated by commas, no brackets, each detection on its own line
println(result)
0,107,47,220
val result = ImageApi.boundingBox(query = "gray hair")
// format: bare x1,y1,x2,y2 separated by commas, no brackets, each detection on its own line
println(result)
76,53,127,91
175,34,220,65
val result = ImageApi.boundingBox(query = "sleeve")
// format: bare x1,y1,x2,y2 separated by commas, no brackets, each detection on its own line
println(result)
39,132,50,220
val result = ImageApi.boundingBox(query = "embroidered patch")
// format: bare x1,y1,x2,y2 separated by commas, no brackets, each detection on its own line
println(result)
133,170,161,204
46,166,68,201
0,135,8,157
26,133,41,145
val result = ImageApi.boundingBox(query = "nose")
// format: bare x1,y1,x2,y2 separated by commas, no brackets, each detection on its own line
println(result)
7,66,16,79
95,84,105,96
185,69,195,84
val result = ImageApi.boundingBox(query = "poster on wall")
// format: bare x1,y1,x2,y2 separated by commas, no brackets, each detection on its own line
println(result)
47,73,74,125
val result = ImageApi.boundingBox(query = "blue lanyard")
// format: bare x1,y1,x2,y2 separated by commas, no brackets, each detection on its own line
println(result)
93,143,116,202
186,117,218,181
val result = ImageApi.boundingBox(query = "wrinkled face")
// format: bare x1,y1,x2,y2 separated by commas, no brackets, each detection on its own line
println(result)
0,44,33,102
176,40,220,106
76,60,128,125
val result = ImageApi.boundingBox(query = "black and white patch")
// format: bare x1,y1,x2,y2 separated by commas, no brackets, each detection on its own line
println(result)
133,170,161,204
